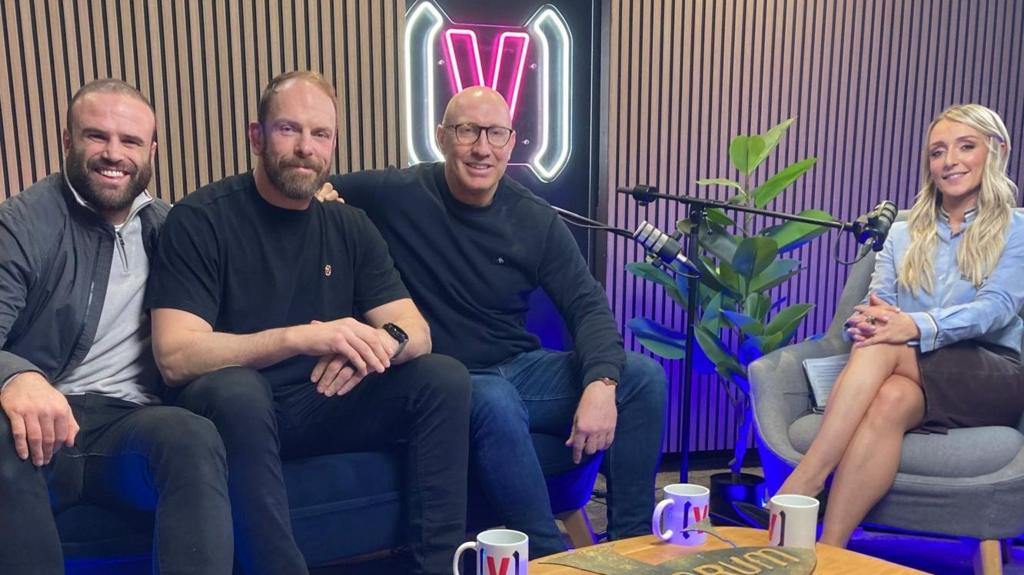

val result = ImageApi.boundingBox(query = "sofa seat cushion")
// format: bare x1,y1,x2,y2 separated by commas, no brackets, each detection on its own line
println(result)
285,451,405,565
789,413,1024,477
57,451,405,568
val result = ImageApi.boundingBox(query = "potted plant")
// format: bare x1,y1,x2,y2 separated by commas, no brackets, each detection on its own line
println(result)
626,118,833,514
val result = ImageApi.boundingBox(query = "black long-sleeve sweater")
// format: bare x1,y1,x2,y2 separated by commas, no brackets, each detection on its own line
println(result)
332,162,625,385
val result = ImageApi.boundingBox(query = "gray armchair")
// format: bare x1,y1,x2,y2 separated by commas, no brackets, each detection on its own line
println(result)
748,211,1024,575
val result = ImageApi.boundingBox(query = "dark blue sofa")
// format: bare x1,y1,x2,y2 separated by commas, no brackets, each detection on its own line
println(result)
60,433,601,573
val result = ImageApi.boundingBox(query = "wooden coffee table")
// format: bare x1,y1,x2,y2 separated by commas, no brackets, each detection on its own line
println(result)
529,527,929,574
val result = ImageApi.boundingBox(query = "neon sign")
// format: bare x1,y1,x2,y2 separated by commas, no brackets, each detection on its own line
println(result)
404,1,572,182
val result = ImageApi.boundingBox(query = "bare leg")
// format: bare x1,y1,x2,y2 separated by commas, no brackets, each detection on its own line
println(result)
820,375,925,546
779,343,920,496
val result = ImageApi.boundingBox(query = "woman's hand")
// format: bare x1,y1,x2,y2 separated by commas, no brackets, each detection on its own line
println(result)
848,293,919,346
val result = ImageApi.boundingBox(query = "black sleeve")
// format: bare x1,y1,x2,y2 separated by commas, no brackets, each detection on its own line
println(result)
146,204,223,326
349,210,410,314
537,215,626,385
0,208,44,383
330,171,385,216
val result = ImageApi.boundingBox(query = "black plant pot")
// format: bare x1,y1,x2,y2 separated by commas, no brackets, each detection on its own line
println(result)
709,472,765,526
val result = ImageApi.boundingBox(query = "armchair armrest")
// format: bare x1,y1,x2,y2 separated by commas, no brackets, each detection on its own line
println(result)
749,337,851,466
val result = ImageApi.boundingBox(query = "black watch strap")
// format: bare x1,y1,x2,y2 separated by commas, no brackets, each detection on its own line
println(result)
382,322,409,358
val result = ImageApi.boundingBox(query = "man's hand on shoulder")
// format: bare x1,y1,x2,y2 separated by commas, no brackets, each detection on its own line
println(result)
0,371,78,466
565,380,618,464
314,181,343,204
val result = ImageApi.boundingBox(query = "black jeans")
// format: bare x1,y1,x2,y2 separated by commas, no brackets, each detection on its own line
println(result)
175,354,471,575
0,393,233,575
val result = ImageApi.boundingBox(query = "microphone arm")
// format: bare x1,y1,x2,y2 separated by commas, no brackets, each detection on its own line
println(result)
551,206,702,278
616,188,855,232
549,206,634,239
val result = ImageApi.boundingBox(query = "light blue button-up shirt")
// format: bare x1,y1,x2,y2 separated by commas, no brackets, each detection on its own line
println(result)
868,209,1024,354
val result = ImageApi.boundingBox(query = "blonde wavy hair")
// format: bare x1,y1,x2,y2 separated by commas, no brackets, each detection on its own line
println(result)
900,104,1018,294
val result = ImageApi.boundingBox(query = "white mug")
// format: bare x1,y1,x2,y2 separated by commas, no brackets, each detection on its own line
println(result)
651,483,710,546
768,494,819,549
452,528,528,575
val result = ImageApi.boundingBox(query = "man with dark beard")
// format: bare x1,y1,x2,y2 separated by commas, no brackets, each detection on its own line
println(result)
0,79,233,574
147,71,471,575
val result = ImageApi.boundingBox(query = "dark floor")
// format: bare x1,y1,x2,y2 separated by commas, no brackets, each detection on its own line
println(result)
313,452,1023,574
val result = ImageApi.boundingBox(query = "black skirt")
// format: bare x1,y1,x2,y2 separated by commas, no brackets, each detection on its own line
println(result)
916,341,1024,433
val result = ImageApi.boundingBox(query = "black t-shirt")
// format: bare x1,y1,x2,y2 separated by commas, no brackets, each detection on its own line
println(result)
148,172,408,387
332,162,624,385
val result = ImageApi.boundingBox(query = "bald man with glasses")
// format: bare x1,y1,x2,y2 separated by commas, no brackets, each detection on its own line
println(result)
334,86,667,557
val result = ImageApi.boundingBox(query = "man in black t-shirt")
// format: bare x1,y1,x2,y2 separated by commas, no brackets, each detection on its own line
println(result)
334,87,667,557
148,71,471,575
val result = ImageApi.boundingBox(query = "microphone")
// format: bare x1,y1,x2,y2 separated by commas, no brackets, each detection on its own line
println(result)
632,221,701,276
617,185,659,206
853,201,898,252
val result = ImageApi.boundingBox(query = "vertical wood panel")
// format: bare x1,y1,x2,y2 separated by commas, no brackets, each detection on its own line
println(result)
607,0,1024,453
1,0,408,203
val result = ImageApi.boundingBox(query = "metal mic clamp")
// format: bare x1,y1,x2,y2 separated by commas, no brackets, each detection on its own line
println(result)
633,221,702,277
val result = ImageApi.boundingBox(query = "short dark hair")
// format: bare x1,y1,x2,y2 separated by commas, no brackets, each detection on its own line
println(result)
67,79,156,140
257,70,338,126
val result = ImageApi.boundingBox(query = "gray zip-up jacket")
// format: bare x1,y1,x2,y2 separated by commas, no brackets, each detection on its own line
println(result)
0,173,169,387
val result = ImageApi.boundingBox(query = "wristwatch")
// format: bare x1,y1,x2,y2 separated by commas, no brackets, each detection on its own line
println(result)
596,377,618,388
382,323,409,358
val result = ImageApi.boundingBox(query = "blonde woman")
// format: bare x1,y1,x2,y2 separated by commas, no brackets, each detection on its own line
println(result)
778,104,1024,547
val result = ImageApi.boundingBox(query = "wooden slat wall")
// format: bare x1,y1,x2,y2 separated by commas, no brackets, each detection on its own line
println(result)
606,0,1024,453
0,0,407,203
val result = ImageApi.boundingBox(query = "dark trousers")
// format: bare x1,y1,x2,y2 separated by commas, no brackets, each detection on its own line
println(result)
0,393,233,575
175,354,471,575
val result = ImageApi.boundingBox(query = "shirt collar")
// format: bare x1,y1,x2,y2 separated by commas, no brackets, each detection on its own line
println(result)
938,205,978,224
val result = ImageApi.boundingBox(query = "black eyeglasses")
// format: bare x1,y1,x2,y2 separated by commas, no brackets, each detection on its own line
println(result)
444,123,514,147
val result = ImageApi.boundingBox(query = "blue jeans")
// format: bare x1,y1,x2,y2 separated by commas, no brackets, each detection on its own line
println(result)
469,349,666,557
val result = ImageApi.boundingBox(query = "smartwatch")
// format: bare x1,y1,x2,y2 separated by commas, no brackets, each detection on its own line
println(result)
382,322,409,358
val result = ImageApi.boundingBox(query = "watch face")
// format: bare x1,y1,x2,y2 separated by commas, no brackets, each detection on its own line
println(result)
384,322,408,343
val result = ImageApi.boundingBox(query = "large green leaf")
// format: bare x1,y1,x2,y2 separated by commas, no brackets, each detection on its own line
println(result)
749,259,802,292
627,317,687,359
759,118,796,159
680,220,738,262
696,178,745,194
695,325,745,374
716,258,741,293
695,256,741,300
739,332,786,362
764,303,815,344
625,261,685,306
721,310,764,336
752,157,817,208
705,208,736,227
700,292,725,334
744,293,772,322
731,237,779,281
760,209,834,253
729,135,767,175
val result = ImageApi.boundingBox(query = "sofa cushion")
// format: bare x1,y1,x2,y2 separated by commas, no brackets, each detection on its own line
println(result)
789,414,1024,477
285,451,405,566
57,451,405,569
60,435,602,571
